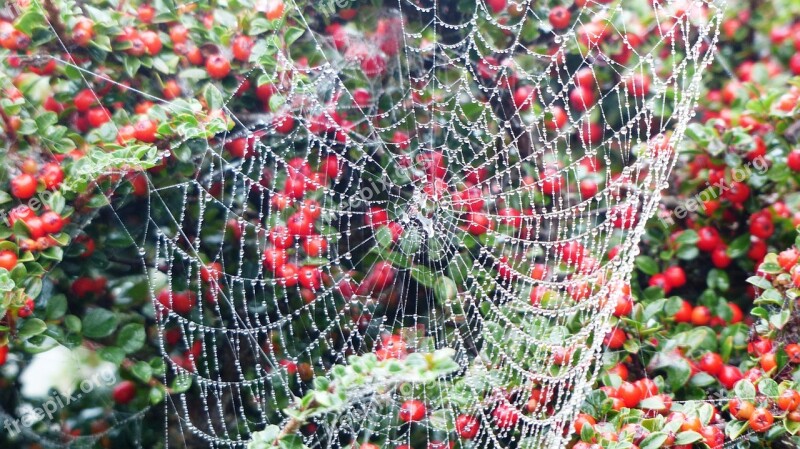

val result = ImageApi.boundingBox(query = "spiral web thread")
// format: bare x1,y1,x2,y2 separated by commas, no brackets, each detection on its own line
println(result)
114,0,725,448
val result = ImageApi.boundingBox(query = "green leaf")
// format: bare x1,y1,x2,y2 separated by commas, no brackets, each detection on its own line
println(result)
98,346,125,365
634,256,659,275
747,275,772,290
411,265,436,288
117,323,146,353
727,234,750,258
759,378,779,398
284,27,305,46
171,375,193,393
18,318,47,338
770,309,791,330
45,294,67,320
639,432,669,449
735,379,756,400
674,430,702,445
203,84,225,112
64,314,82,333
131,361,153,382
434,276,457,304
82,308,119,339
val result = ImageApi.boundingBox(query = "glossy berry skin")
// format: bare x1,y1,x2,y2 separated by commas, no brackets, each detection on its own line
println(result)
455,414,479,439
788,149,800,171
134,118,158,143
711,246,731,268
674,299,693,323
691,306,712,326
40,211,64,234
573,413,596,434
618,381,642,408
698,352,723,375
549,6,571,29
398,399,426,423
663,266,686,288
74,89,96,111
729,398,754,420
112,380,137,405
10,173,37,199
206,55,231,79
604,328,626,349
778,390,800,411
297,265,322,290
748,408,773,432
718,365,743,390
492,403,519,429
696,226,720,252
0,250,18,271
40,163,64,190
750,213,774,239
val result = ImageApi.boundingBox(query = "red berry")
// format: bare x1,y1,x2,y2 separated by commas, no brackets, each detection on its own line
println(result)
696,226,720,252
604,328,627,349
691,305,712,326
618,381,642,408
112,381,137,405
10,173,37,199
492,403,519,429
206,55,231,79
513,85,535,110
789,149,800,171
361,54,387,78
750,213,774,239
549,6,571,29
263,247,287,272
698,352,723,376
723,181,750,203
140,30,162,55
40,211,64,234
273,114,295,134
40,162,64,190
0,250,18,271
137,4,155,23
718,365,743,390
399,399,426,422
156,290,196,314
134,118,158,143
748,408,773,432
648,273,672,294
569,85,596,112
265,0,285,20
777,390,800,411
729,398,754,420
74,89,96,112
573,413,596,434
297,265,322,290
455,414,479,439
663,266,686,288
486,0,506,14
17,297,34,318
303,235,328,257
232,35,254,62
711,246,731,268
87,107,111,128
200,262,223,283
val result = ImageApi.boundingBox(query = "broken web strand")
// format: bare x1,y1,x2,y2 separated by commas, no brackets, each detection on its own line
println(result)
80,0,730,448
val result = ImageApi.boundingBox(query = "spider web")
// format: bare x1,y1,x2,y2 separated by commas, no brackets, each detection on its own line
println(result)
33,0,723,447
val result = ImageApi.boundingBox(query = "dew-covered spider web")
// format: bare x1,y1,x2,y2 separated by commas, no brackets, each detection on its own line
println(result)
107,0,723,448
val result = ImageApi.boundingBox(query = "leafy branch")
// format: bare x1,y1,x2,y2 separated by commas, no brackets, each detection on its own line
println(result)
247,349,460,449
